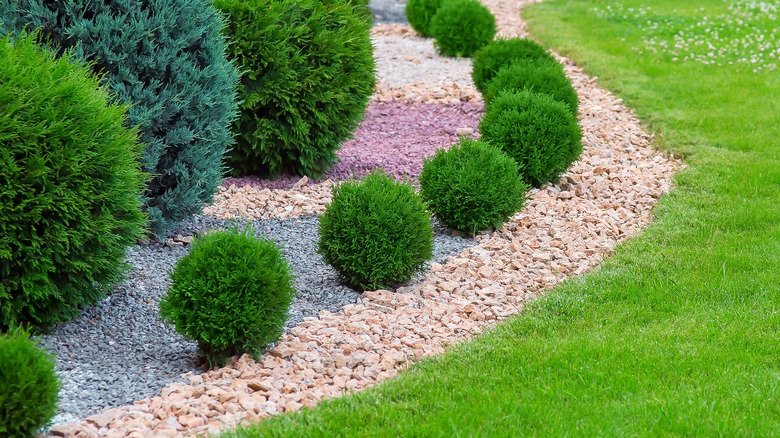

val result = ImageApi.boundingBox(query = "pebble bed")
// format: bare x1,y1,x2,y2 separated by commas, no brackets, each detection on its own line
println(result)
43,215,473,426
45,0,681,436
220,101,483,192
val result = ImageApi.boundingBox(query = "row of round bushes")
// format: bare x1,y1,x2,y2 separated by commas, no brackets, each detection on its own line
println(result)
159,159,527,370
0,0,375,332
405,0,582,186
155,133,538,368
473,37,582,186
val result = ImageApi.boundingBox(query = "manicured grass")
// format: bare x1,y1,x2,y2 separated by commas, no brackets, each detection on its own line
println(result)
221,0,780,435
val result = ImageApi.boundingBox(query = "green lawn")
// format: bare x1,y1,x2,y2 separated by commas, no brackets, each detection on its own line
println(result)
221,0,780,435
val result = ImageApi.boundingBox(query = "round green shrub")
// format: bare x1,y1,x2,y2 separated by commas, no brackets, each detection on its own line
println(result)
420,139,529,235
478,90,583,187
0,33,147,329
0,329,60,438
405,0,445,37
215,0,376,179
159,227,295,369
484,58,579,114
318,170,434,291
0,0,240,238
472,37,555,93
429,0,497,58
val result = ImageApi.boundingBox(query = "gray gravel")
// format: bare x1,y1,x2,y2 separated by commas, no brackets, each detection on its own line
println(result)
41,214,473,425
369,0,408,24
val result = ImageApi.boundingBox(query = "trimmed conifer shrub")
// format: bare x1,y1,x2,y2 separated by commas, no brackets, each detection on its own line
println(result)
484,58,579,114
472,37,555,93
405,0,445,37
159,227,295,368
479,90,583,187
420,139,529,234
0,329,60,438
0,33,147,329
215,0,375,179
318,171,434,291
0,0,240,237
430,0,497,57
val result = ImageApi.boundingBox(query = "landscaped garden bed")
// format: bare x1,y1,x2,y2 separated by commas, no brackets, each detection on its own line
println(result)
1,0,680,436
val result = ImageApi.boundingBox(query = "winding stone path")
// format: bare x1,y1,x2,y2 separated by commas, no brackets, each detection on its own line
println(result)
48,0,679,436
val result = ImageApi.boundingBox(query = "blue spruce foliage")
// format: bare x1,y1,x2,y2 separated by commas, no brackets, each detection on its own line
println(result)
0,0,240,237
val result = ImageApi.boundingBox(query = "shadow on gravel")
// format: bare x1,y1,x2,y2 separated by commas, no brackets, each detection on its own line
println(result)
41,214,474,425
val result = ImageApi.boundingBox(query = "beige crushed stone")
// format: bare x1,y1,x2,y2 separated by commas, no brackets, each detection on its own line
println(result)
49,0,681,436
202,177,334,221
371,33,480,103
371,23,418,38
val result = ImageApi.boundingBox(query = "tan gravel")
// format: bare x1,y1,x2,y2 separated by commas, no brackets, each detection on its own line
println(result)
48,0,681,436
371,33,481,103
202,177,334,221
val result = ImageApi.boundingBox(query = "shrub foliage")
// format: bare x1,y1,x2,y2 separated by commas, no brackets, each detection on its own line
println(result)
472,37,554,93
430,0,497,57
216,0,376,179
405,0,445,37
484,58,579,113
479,90,583,186
0,329,60,438
420,139,529,234
159,227,295,368
0,33,147,329
0,0,240,237
318,171,434,291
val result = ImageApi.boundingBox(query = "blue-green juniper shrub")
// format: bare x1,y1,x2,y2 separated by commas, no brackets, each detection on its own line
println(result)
0,0,240,237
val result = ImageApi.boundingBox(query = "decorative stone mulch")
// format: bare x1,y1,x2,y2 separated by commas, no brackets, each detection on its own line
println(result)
48,0,680,436
217,101,483,192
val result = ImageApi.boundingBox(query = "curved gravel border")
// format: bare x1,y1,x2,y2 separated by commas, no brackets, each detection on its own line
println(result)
46,0,681,435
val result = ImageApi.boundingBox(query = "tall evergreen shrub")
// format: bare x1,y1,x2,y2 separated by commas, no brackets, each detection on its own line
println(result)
0,0,240,237
215,0,376,179
0,33,147,329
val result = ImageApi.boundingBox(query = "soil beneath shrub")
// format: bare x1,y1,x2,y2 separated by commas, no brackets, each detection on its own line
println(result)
221,101,483,190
